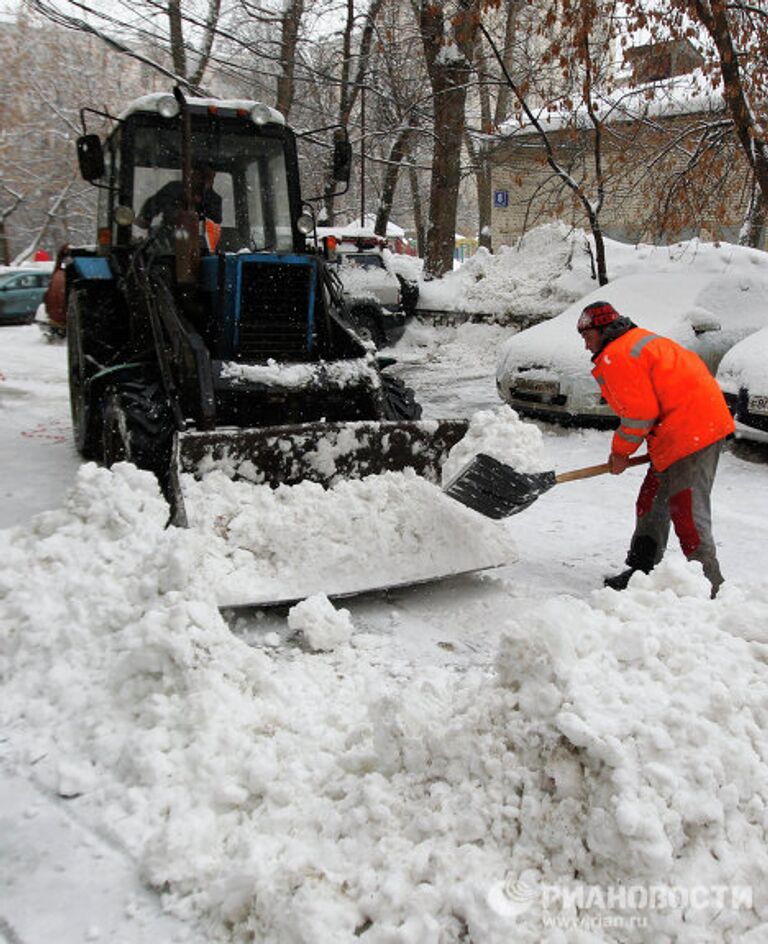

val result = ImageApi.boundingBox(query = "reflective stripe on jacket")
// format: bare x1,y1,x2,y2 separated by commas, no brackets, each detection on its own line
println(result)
591,328,734,471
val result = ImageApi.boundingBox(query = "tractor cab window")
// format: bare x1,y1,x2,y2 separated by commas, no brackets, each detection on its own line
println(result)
244,142,292,252
128,122,293,253
98,131,119,236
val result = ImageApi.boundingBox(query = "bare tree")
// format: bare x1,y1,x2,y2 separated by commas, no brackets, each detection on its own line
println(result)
11,180,75,264
275,0,306,117
166,0,222,86
637,0,768,245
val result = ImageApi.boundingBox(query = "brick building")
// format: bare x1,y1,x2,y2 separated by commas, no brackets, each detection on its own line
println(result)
488,43,764,250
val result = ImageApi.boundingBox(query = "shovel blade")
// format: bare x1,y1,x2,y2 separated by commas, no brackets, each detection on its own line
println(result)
443,453,557,519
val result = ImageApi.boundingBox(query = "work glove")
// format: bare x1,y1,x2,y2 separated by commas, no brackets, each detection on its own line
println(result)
608,452,631,475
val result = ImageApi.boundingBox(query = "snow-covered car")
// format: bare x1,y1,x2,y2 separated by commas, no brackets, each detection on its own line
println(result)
716,326,768,444
0,268,51,325
318,233,417,347
496,271,768,427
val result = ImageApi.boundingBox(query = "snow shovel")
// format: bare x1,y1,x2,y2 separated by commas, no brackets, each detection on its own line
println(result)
443,452,650,519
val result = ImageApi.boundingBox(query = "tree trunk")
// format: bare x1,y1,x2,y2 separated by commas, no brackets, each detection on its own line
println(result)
466,133,492,251
189,0,222,87
0,191,23,266
739,185,766,248
374,128,411,237
0,218,10,266
419,0,480,278
167,0,187,78
408,157,425,256
275,0,305,117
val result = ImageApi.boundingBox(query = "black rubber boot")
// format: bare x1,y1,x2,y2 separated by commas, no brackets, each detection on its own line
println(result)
604,536,658,591
604,569,639,591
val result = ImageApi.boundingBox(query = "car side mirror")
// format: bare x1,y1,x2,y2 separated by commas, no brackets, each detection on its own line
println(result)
332,138,352,183
76,134,105,182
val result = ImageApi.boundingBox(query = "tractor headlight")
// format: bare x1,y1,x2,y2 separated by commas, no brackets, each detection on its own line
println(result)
251,103,272,125
296,213,314,235
157,95,180,119
114,205,135,227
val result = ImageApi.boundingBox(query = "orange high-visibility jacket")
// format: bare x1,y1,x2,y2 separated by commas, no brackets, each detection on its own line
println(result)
592,328,735,471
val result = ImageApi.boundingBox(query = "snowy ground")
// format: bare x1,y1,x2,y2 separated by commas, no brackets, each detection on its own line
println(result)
2,310,768,943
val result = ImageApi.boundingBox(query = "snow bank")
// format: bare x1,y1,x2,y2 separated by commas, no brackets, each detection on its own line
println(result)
415,222,768,324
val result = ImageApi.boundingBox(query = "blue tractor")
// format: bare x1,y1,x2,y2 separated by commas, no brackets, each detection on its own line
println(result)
65,89,467,527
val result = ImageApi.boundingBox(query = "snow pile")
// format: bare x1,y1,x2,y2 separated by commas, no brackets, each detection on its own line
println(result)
486,561,768,939
395,318,512,376
415,222,768,323
4,475,768,944
441,406,546,485
183,467,517,606
418,222,590,321
287,593,353,651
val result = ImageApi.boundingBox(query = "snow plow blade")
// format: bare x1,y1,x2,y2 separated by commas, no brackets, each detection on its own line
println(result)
168,418,470,526
165,418,520,609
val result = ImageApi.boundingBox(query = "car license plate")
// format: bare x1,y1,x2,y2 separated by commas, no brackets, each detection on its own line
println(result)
748,393,768,416
514,378,560,396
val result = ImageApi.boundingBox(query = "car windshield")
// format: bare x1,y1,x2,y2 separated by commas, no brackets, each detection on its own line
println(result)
130,120,293,252
341,254,385,270
0,271,37,288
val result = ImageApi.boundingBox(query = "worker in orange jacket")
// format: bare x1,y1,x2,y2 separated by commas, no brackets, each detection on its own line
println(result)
578,300,735,596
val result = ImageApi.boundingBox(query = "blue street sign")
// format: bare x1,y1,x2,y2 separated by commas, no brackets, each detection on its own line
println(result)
493,189,509,208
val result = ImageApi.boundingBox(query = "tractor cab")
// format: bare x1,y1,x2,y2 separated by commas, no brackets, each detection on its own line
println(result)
79,94,310,259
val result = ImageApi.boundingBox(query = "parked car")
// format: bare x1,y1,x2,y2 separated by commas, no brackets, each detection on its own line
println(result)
716,326,768,444
317,232,417,347
496,271,768,427
0,268,52,325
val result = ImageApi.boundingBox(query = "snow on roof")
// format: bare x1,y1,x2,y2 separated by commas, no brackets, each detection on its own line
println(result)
497,72,724,139
117,93,285,126
326,217,406,238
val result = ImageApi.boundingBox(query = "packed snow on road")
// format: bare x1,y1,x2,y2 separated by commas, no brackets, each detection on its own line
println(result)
2,229,768,943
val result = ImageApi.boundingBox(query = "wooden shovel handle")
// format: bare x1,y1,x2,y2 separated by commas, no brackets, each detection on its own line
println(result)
555,453,650,484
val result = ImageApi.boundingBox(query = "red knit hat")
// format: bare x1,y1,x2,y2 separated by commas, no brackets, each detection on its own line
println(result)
577,300,620,333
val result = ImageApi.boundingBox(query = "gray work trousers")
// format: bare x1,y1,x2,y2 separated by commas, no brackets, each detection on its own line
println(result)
625,438,726,593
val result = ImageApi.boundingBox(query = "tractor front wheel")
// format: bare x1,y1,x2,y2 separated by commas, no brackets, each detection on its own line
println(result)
101,381,175,493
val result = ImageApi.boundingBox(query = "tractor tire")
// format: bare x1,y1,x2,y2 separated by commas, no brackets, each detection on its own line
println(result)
101,381,174,483
381,373,422,420
349,303,387,348
67,289,103,460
